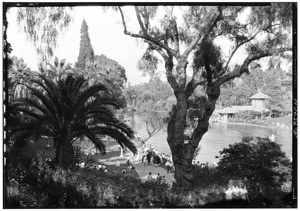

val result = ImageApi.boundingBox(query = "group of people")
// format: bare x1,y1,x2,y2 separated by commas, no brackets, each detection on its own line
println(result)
225,180,248,201
146,172,166,184
192,161,218,170
141,147,175,173
77,161,111,173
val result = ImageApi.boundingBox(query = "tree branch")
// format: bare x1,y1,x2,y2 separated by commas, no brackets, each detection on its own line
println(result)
118,6,178,57
183,7,222,57
144,40,168,60
165,54,180,91
224,31,261,70
170,19,180,54
144,40,179,92
134,6,146,34
145,120,152,137
215,47,292,86
204,58,213,85
141,6,149,32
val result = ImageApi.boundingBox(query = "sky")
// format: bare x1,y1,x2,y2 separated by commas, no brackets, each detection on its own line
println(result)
7,6,151,85
6,5,289,86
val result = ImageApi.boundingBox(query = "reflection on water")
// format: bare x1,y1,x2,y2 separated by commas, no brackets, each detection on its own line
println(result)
135,117,293,163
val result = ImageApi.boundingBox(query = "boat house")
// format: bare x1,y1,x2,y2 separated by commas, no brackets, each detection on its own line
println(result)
249,90,271,112
217,91,271,122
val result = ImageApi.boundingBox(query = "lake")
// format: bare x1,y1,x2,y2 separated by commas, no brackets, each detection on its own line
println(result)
134,117,293,164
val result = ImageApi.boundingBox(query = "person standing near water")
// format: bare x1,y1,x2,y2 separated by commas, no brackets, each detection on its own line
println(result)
165,161,171,173
146,152,152,165
147,172,153,181
156,173,162,183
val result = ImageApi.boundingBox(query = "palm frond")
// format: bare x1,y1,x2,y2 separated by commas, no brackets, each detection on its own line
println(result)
30,75,63,116
100,120,135,139
72,76,86,97
12,107,43,119
11,98,48,116
77,106,116,122
8,73,137,166
21,83,56,116
74,83,109,111
89,125,137,154
84,129,106,154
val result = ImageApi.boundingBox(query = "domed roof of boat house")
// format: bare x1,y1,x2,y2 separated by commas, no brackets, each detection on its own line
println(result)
249,90,271,112
250,90,271,99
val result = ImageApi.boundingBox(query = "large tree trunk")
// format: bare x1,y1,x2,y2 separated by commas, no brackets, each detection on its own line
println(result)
55,141,75,168
167,104,210,188
167,74,220,187
55,129,75,168
167,90,197,187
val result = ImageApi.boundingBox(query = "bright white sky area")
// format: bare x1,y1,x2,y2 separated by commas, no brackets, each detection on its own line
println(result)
6,6,289,85
7,6,152,85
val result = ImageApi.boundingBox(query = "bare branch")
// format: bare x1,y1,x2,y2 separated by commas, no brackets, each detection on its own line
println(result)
118,6,178,57
134,6,146,34
143,41,179,92
224,31,261,70
144,40,168,60
144,119,164,142
145,120,151,137
141,6,149,31
183,7,222,57
215,47,292,86
185,79,205,99
236,6,246,14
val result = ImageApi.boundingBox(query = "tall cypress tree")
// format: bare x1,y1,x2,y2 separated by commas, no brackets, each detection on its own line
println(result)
76,19,94,69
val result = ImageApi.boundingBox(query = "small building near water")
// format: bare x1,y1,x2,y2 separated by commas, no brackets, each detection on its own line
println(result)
249,90,271,112
217,107,237,122
217,91,271,122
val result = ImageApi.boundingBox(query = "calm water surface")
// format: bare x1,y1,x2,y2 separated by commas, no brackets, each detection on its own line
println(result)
135,118,293,163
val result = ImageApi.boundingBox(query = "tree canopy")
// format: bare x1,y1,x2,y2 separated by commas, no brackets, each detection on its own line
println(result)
217,136,292,198
125,78,173,141
217,62,292,115
16,7,73,63
8,74,137,167
8,56,36,101
116,4,293,186
75,19,95,69
78,54,128,107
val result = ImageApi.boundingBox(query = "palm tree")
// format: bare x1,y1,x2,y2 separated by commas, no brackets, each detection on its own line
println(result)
38,57,73,80
8,56,35,101
9,74,137,167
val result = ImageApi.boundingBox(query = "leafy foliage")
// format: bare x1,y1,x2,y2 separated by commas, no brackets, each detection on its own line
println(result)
217,64,292,115
40,56,73,80
217,136,292,199
79,54,128,107
7,56,35,101
5,149,293,208
16,7,73,62
74,19,127,107
137,48,159,77
75,19,95,69
262,63,292,115
125,78,173,140
8,74,136,167
228,111,268,126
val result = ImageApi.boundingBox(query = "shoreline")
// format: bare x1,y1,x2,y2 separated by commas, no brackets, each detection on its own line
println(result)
215,121,292,131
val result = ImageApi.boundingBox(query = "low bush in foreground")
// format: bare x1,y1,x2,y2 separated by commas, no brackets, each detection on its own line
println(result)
6,162,293,208
5,136,294,208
